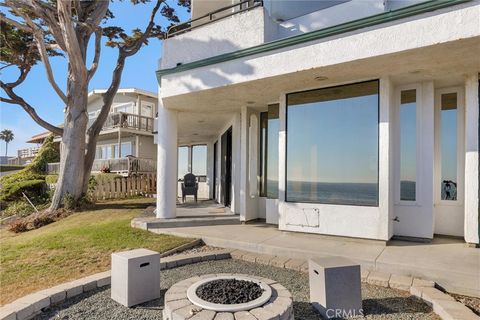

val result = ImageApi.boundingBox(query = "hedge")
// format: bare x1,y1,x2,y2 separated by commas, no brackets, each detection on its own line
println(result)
0,179,46,202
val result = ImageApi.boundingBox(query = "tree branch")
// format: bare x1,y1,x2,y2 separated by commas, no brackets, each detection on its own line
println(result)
6,4,68,104
123,0,164,57
87,28,102,82
0,13,32,32
4,65,30,88
0,82,63,136
57,0,86,79
4,0,67,51
33,29,68,103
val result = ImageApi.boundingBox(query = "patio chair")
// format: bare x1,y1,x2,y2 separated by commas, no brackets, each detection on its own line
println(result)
181,173,198,203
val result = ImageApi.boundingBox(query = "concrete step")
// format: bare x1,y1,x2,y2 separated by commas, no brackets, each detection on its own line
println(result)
133,216,240,230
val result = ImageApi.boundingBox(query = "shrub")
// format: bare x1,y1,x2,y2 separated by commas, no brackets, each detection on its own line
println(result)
62,193,75,210
1,200,35,217
93,173,122,184
32,215,54,228
8,220,29,233
0,180,46,202
0,164,25,172
0,135,59,203
45,174,59,184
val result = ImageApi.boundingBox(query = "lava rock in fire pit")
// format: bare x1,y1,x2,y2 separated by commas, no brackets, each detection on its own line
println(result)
196,278,264,304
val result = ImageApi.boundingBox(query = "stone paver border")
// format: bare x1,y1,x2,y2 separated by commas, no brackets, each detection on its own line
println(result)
1,248,477,320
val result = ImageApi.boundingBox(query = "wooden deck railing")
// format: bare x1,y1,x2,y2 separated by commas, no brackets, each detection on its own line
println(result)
88,112,154,132
47,157,156,175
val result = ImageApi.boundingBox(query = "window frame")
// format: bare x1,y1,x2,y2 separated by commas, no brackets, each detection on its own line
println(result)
394,83,422,206
112,102,135,114
191,144,208,177
285,79,380,207
140,102,154,118
434,86,465,206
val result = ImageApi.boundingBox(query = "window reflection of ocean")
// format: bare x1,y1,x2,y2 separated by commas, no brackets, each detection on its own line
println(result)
284,180,379,206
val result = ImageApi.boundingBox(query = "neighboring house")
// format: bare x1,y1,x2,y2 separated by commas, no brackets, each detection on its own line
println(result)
30,88,158,175
154,0,479,245
0,156,14,165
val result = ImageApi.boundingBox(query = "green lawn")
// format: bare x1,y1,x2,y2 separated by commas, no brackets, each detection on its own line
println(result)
0,198,191,305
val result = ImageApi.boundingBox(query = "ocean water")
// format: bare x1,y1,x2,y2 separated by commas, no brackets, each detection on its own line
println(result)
285,181,378,206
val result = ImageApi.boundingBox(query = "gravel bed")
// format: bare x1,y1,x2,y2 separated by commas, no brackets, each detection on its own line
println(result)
170,244,225,256
35,260,440,320
451,293,480,316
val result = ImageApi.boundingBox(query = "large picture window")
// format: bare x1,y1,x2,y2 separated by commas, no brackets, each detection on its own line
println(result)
259,104,280,198
286,80,379,206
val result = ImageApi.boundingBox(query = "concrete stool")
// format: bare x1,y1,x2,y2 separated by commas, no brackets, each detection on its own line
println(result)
309,256,362,319
111,248,160,307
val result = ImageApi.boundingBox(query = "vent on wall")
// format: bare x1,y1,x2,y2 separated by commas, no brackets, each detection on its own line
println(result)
286,208,320,228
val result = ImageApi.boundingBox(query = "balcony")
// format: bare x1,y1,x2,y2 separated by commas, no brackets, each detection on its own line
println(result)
160,0,437,71
160,0,269,70
88,112,154,134
47,157,156,176
17,147,40,159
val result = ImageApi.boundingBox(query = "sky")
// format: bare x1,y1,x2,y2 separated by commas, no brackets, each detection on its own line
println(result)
287,94,379,184
0,1,190,156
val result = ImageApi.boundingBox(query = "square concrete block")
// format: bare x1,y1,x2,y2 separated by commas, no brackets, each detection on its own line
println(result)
309,257,362,319
111,248,160,307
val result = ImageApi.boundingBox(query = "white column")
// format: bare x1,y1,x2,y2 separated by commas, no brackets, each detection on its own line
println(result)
464,74,479,245
278,93,287,229
206,142,214,200
231,112,242,214
156,100,178,219
240,106,249,222
379,77,393,241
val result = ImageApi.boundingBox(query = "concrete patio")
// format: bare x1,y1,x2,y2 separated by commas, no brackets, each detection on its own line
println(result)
131,200,240,229
137,218,479,298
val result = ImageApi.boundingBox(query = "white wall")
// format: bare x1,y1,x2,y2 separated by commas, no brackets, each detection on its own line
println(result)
137,136,156,159
161,7,267,69
211,113,241,214
161,3,480,98
464,74,479,244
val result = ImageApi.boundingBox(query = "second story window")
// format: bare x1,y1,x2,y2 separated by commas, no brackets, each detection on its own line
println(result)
141,102,154,118
113,103,135,114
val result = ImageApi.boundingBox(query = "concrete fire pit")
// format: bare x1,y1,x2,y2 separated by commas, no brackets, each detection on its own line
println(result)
163,274,294,320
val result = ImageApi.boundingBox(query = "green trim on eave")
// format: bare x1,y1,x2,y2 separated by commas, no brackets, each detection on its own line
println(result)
156,0,471,84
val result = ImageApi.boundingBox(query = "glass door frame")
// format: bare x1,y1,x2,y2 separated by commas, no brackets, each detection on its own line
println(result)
434,86,465,207
393,83,423,206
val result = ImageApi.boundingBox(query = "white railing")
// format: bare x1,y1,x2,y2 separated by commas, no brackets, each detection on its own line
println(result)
47,157,156,175
17,147,40,159
88,112,154,133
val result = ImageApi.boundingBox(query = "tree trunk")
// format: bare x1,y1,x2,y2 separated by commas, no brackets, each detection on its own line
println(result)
82,133,98,194
49,88,88,211
4,142,7,157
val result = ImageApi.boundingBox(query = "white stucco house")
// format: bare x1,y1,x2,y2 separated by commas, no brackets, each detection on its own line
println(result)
154,0,479,245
